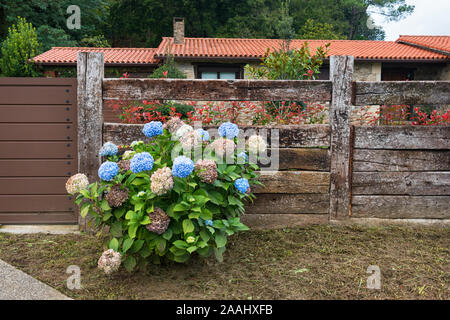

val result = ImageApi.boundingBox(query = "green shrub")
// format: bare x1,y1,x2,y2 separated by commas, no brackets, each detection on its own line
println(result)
0,17,41,77
68,119,263,271
149,56,186,79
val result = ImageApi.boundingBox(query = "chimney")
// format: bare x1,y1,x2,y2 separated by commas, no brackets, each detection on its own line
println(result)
173,17,185,44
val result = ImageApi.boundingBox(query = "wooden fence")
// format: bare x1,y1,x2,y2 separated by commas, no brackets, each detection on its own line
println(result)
78,52,450,230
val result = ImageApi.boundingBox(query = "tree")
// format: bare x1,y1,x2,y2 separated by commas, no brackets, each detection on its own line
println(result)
149,55,186,79
298,19,345,40
0,17,41,76
0,0,110,48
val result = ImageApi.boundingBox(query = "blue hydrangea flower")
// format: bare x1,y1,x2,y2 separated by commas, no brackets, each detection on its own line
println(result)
143,121,163,138
196,128,210,141
234,178,250,194
204,219,213,227
98,161,119,181
218,122,239,139
237,151,248,162
172,156,194,178
99,142,118,157
130,152,154,173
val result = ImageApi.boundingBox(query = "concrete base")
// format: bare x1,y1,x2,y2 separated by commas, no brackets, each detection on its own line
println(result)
0,259,71,300
0,225,80,235
330,218,450,228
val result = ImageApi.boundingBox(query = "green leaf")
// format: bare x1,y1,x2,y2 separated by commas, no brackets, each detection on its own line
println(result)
80,189,90,198
182,219,195,234
140,215,151,225
125,210,137,221
214,247,225,263
215,233,227,248
102,212,112,221
110,221,123,237
157,238,166,254
188,212,200,219
173,240,188,249
80,202,90,218
134,202,144,212
162,228,173,241
128,223,138,239
173,253,190,263
100,199,111,211
131,239,144,253
139,245,151,258
187,246,197,254
131,178,146,186
124,255,136,272
200,208,212,220
173,203,189,212
114,207,126,219
228,195,239,206
122,238,134,253
199,230,210,242
208,191,223,205
109,238,119,251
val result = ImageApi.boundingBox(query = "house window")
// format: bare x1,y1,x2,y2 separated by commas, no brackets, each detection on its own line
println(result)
196,64,243,79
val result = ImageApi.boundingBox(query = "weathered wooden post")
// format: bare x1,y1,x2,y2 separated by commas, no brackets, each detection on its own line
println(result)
77,52,104,231
329,55,354,220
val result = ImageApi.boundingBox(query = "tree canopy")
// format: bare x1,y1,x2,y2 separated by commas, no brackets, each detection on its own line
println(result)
0,0,414,51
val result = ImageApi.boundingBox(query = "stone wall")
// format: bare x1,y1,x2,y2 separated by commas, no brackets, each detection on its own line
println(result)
354,62,382,81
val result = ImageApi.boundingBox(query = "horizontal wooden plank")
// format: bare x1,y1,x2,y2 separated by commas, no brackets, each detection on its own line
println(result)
352,196,450,219
103,123,330,148
0,77,76,86
241,214,328,229
352,172,450,195
0,124,75,141
0,195,74,212
0,105,75,123
246,193,329,214
260,148,330,171
0,212,77,224
0,142,76,159
0,86,74,105
354,81,450,105
354,126,450,150
353,149,450,172
253,171,330,194
103,79,332,102
0,177,69,194
0,160,76,177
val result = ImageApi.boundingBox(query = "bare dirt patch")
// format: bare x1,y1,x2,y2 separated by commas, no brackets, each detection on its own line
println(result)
0,225,448,300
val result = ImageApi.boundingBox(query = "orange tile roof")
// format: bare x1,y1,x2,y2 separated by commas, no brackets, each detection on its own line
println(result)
155,37,448,61
396,35,450,54
33,47,159,65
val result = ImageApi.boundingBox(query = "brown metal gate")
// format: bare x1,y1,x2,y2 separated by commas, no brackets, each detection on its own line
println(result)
0,78,78,224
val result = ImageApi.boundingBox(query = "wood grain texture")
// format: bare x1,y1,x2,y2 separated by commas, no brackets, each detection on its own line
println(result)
354,81,450,106
241,213,328,229
103,123,330,148
329,56,354,219
246,193,329,214
253,171,330,194
274,148,330,171
353,149,450,172
77,52,104,230
0,212,77,224
352,196,450,219
0,141,76,159
0,195,74,212
352,172,450,195
0,177,69,195
103,78,332,102
354,126,450,150
0,105,75,123
0,160,76,177
0,124,75,141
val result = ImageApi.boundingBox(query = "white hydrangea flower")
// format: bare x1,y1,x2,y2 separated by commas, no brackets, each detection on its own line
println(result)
65,173,89,195
98,249,121,275
122,150,135,160
174,124,193,139
248,135,267,154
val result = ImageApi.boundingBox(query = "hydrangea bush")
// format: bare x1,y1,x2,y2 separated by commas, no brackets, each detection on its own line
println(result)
67,118,264,272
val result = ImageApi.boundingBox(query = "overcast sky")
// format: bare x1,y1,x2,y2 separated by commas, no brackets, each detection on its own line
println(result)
371,0,450,41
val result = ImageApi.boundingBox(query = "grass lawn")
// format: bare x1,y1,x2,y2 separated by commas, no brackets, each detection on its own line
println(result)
0,225,448,300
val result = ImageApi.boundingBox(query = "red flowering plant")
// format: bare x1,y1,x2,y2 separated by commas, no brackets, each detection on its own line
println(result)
411,108,450,125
